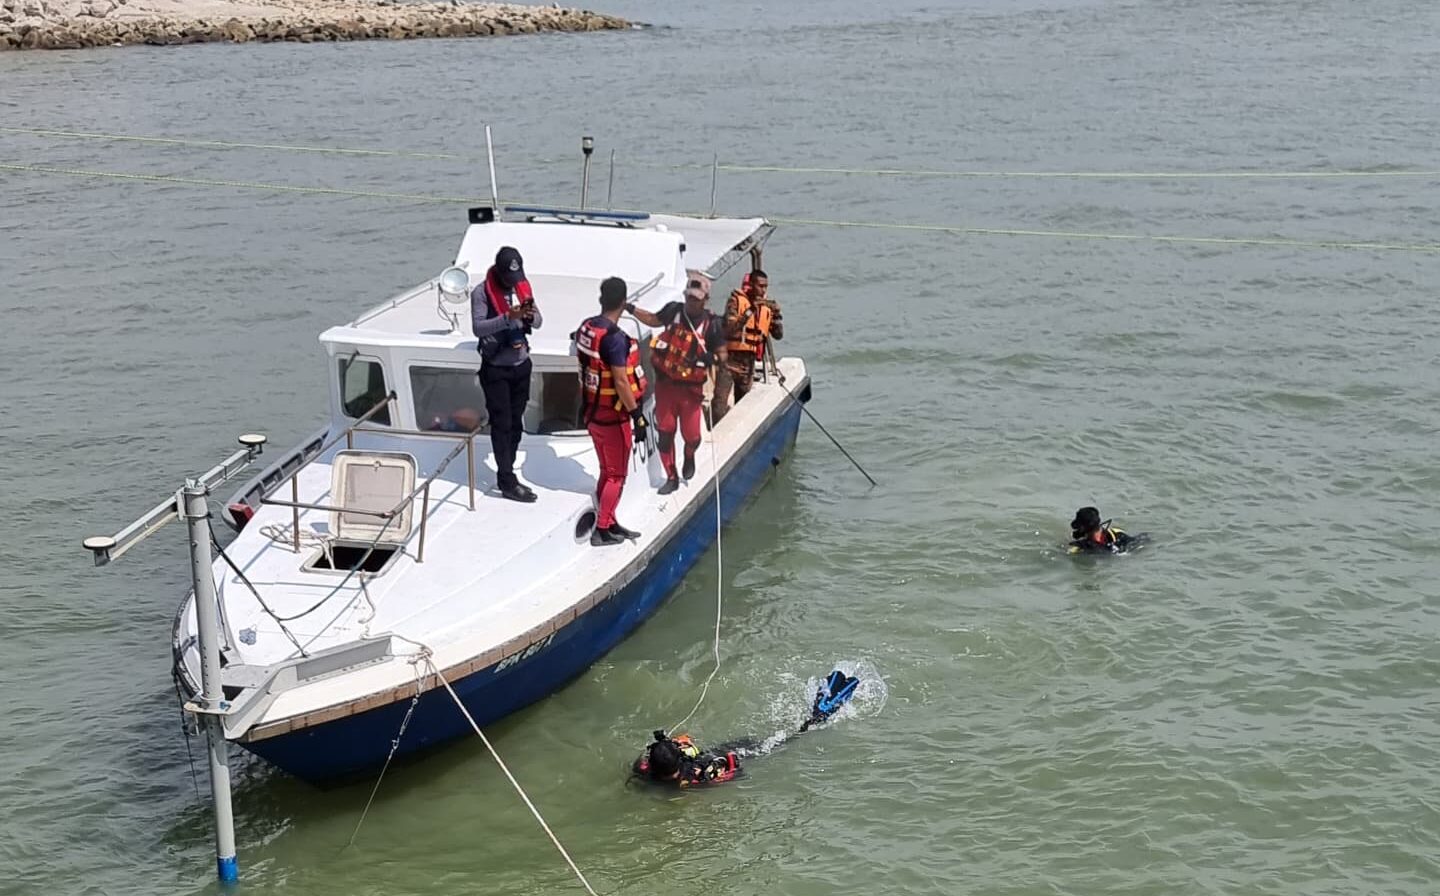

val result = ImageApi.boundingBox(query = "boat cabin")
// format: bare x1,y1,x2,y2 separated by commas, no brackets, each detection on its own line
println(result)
319,206,771,437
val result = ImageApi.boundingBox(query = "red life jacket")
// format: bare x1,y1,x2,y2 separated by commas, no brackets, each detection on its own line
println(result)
482,267,534,316
576,315,647,423
651,310,713,384
632,741,741,787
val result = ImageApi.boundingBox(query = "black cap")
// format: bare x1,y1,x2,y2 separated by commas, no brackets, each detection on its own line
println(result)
495,246,524,288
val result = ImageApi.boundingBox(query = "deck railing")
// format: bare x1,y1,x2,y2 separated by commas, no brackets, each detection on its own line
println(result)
258,392,479,563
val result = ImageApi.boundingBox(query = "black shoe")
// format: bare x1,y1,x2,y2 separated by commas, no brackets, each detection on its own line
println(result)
499,483,537,503
681,454,696,481
657,477,680,495
590,526,625,547
610,521,641,540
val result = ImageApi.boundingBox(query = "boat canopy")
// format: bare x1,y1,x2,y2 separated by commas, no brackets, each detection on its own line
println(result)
648,213,774,279
320,208,771,364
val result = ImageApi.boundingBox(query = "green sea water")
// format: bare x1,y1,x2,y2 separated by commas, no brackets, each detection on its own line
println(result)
3,0,1439,893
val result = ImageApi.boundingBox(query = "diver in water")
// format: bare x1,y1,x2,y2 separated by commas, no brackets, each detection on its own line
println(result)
1068,506,1147,555
634,670,860,788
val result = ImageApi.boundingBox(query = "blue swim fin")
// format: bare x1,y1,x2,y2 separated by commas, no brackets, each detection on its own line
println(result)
800,670,860,731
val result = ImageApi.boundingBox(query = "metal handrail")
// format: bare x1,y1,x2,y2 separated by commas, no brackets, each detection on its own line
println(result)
274,391,396,550
263,433,473,520
257,392,482,561
350,280,434,328
704,224,776,280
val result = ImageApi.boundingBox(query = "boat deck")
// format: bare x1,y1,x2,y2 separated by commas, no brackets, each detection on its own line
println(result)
182,358,806,729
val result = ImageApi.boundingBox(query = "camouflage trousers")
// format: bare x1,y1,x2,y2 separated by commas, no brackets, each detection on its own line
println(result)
710,351,757,424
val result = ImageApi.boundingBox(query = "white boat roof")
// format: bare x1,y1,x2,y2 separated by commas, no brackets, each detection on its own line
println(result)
647,213,772,277
319,208,771,360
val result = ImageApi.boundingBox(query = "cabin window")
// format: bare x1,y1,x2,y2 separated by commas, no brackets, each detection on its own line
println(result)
530,371,585,433
411,366,489,433
339,357,391,426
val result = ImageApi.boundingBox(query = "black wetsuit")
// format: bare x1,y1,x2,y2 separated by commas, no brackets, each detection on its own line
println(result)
1069,526,1139,555
633,738,743,787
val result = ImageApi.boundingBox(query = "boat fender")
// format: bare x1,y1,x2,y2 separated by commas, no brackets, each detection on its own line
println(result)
226,502,255,530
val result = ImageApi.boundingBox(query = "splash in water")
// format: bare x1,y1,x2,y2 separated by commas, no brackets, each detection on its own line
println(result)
737,659,887,757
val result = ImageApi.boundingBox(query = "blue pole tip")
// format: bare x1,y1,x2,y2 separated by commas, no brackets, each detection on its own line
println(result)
217,855,239,882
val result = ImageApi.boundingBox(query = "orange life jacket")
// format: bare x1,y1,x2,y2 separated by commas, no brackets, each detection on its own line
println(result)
1091,527,1119,546
651,311,713,384
725,289,772,355
576,316,647,423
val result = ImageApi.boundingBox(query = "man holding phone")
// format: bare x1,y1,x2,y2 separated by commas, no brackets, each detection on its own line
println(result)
472,245,543,503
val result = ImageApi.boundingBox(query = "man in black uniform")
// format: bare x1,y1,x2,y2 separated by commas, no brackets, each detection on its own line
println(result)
471,246,542,503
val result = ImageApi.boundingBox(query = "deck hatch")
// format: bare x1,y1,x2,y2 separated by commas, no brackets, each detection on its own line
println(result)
330,450,417,544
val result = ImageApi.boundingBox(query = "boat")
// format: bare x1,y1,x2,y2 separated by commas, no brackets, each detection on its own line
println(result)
171,203,812,784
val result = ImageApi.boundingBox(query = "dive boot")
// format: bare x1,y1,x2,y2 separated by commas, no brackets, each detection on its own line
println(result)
590,526,626,547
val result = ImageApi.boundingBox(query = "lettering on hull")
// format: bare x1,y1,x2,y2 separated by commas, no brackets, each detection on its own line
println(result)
495,633,556,673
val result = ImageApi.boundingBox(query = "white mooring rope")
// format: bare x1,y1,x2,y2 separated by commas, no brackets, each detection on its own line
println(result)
346,652,428,848
428,658,602,896
666,405,726,734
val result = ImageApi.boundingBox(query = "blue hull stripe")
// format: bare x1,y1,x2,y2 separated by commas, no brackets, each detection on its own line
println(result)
244,398,804,783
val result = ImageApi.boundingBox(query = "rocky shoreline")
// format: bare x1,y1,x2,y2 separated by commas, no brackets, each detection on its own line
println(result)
0,0,629,50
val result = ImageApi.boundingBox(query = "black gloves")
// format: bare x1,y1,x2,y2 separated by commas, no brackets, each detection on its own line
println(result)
631,407,649,440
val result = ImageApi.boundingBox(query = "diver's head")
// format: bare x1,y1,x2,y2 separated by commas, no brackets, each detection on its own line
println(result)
1071,506,1102,540
646,739,683,780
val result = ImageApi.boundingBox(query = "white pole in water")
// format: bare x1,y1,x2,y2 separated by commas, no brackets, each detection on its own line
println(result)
485,125,502,220
182,479,238,883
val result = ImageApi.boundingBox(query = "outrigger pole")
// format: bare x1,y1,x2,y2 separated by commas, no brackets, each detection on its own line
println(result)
82,433,270,884
764,338,878,487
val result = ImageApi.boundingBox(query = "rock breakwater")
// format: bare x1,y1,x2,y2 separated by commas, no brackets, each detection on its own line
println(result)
0,0,628,50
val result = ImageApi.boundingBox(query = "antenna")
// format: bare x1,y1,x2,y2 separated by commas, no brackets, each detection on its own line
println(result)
485,125,501,221
606,148,616,210
580,135,595,209
709,152,719,217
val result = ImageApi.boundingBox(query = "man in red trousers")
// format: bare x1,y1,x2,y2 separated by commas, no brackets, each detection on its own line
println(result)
626,271,727,494
574,277,649,546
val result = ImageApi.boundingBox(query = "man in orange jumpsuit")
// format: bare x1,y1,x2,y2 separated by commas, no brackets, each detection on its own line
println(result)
575,277,649,546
